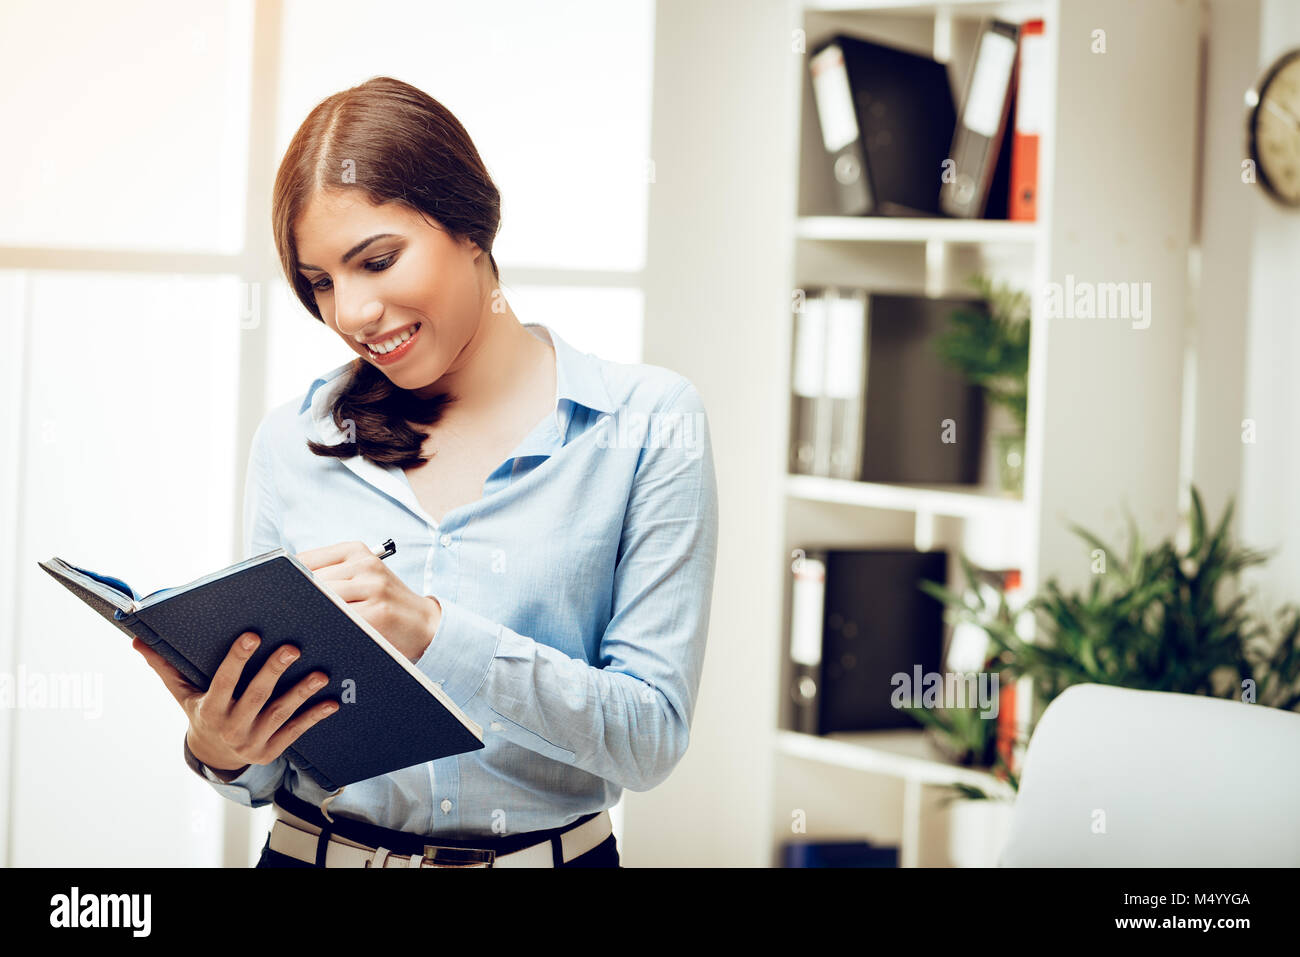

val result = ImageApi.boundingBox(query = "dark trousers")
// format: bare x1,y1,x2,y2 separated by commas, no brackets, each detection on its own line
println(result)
256,786,620,868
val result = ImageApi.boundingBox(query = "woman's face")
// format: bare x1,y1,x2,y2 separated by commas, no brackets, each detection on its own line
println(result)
294,188,488,395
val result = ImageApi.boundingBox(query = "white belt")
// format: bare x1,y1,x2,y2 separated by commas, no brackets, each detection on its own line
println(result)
268,805,612,868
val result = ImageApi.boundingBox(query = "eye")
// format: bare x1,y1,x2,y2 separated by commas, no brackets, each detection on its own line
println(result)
308,253,398,293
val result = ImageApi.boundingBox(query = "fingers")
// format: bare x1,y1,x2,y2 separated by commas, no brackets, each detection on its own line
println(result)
132,638,200,706
253,670,332,741
309,554,383,585
264,698,340,759
204,631,263,711
315,576,379,602
295,540,368,573
135,625,344,769
228,641,301,729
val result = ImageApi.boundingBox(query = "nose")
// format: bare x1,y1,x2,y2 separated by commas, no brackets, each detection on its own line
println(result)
331,280,385,340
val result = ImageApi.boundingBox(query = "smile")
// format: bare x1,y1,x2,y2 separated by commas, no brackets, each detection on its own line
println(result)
364,322,421,362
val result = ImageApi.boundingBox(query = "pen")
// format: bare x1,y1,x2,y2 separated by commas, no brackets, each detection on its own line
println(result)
370,538,397,560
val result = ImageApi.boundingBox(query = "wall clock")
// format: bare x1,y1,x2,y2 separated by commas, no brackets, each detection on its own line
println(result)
1246,48,1300,207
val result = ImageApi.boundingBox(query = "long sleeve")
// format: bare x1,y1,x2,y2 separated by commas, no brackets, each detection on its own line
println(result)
184,416,289,808
414,380,720,792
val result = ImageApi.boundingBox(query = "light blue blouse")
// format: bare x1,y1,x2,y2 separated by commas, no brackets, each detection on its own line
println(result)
192,323,719,838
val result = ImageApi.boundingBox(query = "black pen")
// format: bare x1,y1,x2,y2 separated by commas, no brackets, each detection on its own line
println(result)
369,538,397,560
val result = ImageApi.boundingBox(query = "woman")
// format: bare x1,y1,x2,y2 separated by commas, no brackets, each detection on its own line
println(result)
133,76,719,868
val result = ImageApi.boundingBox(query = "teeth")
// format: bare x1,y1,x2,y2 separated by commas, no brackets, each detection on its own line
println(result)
367,324,418,354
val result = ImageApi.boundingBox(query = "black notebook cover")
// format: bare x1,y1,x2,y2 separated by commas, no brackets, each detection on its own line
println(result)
38,549,485,791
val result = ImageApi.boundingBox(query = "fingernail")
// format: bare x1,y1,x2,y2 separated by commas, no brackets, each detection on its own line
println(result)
309,675,326,690
280,648,298,664
242,635,258,650
323,703,338,714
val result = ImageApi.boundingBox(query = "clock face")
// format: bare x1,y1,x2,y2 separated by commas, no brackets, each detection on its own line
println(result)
1250,51,1300,206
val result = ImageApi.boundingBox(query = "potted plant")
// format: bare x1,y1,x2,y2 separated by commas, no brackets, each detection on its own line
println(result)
903,684,1020,867
922,487,1300,767
933,274,1031,496
913,486,1300,862
902,562,1022,866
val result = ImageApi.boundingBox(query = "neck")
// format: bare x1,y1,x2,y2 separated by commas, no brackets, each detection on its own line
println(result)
412,298,549,414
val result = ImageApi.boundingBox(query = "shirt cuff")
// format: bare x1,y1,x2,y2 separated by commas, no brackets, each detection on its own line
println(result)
413,597,501,708
183,733,284,808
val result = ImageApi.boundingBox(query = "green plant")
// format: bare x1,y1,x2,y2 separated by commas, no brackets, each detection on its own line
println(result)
903,692,1021,798
916,485,1300,797
901,563,1022,798
905,692,997,766
933,274,1031,431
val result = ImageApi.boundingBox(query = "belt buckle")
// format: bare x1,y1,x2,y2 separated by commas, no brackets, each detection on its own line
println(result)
421,844,496,868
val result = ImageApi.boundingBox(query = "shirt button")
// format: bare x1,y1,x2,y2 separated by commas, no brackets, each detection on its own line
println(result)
490,721,503,732
440,799,452,814
439,533,452,547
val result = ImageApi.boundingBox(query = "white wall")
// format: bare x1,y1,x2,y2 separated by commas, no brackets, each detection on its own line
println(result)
1238,0,1300,618
1030,0,1201,597
1196,0,1300,622
623,0,796,866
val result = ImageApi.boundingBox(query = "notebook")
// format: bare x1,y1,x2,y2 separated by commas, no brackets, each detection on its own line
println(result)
37,548,485,791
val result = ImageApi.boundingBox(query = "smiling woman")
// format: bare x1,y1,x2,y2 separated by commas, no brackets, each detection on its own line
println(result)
272,75,507,469
170,73,720,871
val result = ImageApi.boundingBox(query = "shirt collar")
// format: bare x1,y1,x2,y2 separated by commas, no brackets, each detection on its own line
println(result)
299,322,614,448
528,321,617,431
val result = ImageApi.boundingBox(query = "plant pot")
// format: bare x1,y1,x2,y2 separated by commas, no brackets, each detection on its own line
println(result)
994,431,1025,497
946,797,1015,867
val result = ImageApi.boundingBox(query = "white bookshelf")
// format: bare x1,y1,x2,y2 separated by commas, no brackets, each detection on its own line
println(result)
776,729,1013,790
796,215,1040,244
772,0,1201,867
785,474,1024,521
805,0,1044,16
775,729,1013,868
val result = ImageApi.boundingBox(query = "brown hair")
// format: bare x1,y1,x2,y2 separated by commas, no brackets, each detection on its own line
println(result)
272,75,502,469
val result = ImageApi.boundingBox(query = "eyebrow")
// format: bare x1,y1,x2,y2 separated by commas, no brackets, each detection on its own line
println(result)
299,233,399,272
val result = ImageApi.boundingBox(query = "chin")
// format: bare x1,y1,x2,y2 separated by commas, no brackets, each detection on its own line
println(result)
381,356,442,390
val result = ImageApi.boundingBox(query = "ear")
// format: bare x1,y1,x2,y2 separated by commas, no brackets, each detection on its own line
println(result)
461,236,483,260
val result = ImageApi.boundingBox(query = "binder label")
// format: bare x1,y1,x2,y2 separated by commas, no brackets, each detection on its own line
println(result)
962,31,1017,138
810,44,859,152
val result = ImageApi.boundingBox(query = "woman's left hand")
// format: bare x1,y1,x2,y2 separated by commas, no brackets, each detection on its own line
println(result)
296,541,442,662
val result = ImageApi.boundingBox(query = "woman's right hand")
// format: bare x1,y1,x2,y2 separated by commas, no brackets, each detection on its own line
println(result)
133,631,338,776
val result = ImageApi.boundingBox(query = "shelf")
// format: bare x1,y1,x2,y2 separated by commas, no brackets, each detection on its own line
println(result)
786,473,1024,521
775,728,1013,794
803,0,1045,19
795,216,1041,245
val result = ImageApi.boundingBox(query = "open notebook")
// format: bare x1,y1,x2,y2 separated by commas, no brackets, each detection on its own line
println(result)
38,548,484,791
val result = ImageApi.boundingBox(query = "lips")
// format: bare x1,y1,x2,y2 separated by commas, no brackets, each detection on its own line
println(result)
364,322,421,364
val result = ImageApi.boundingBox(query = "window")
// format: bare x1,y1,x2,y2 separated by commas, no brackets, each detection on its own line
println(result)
0,0,655,867
267,0,653,410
